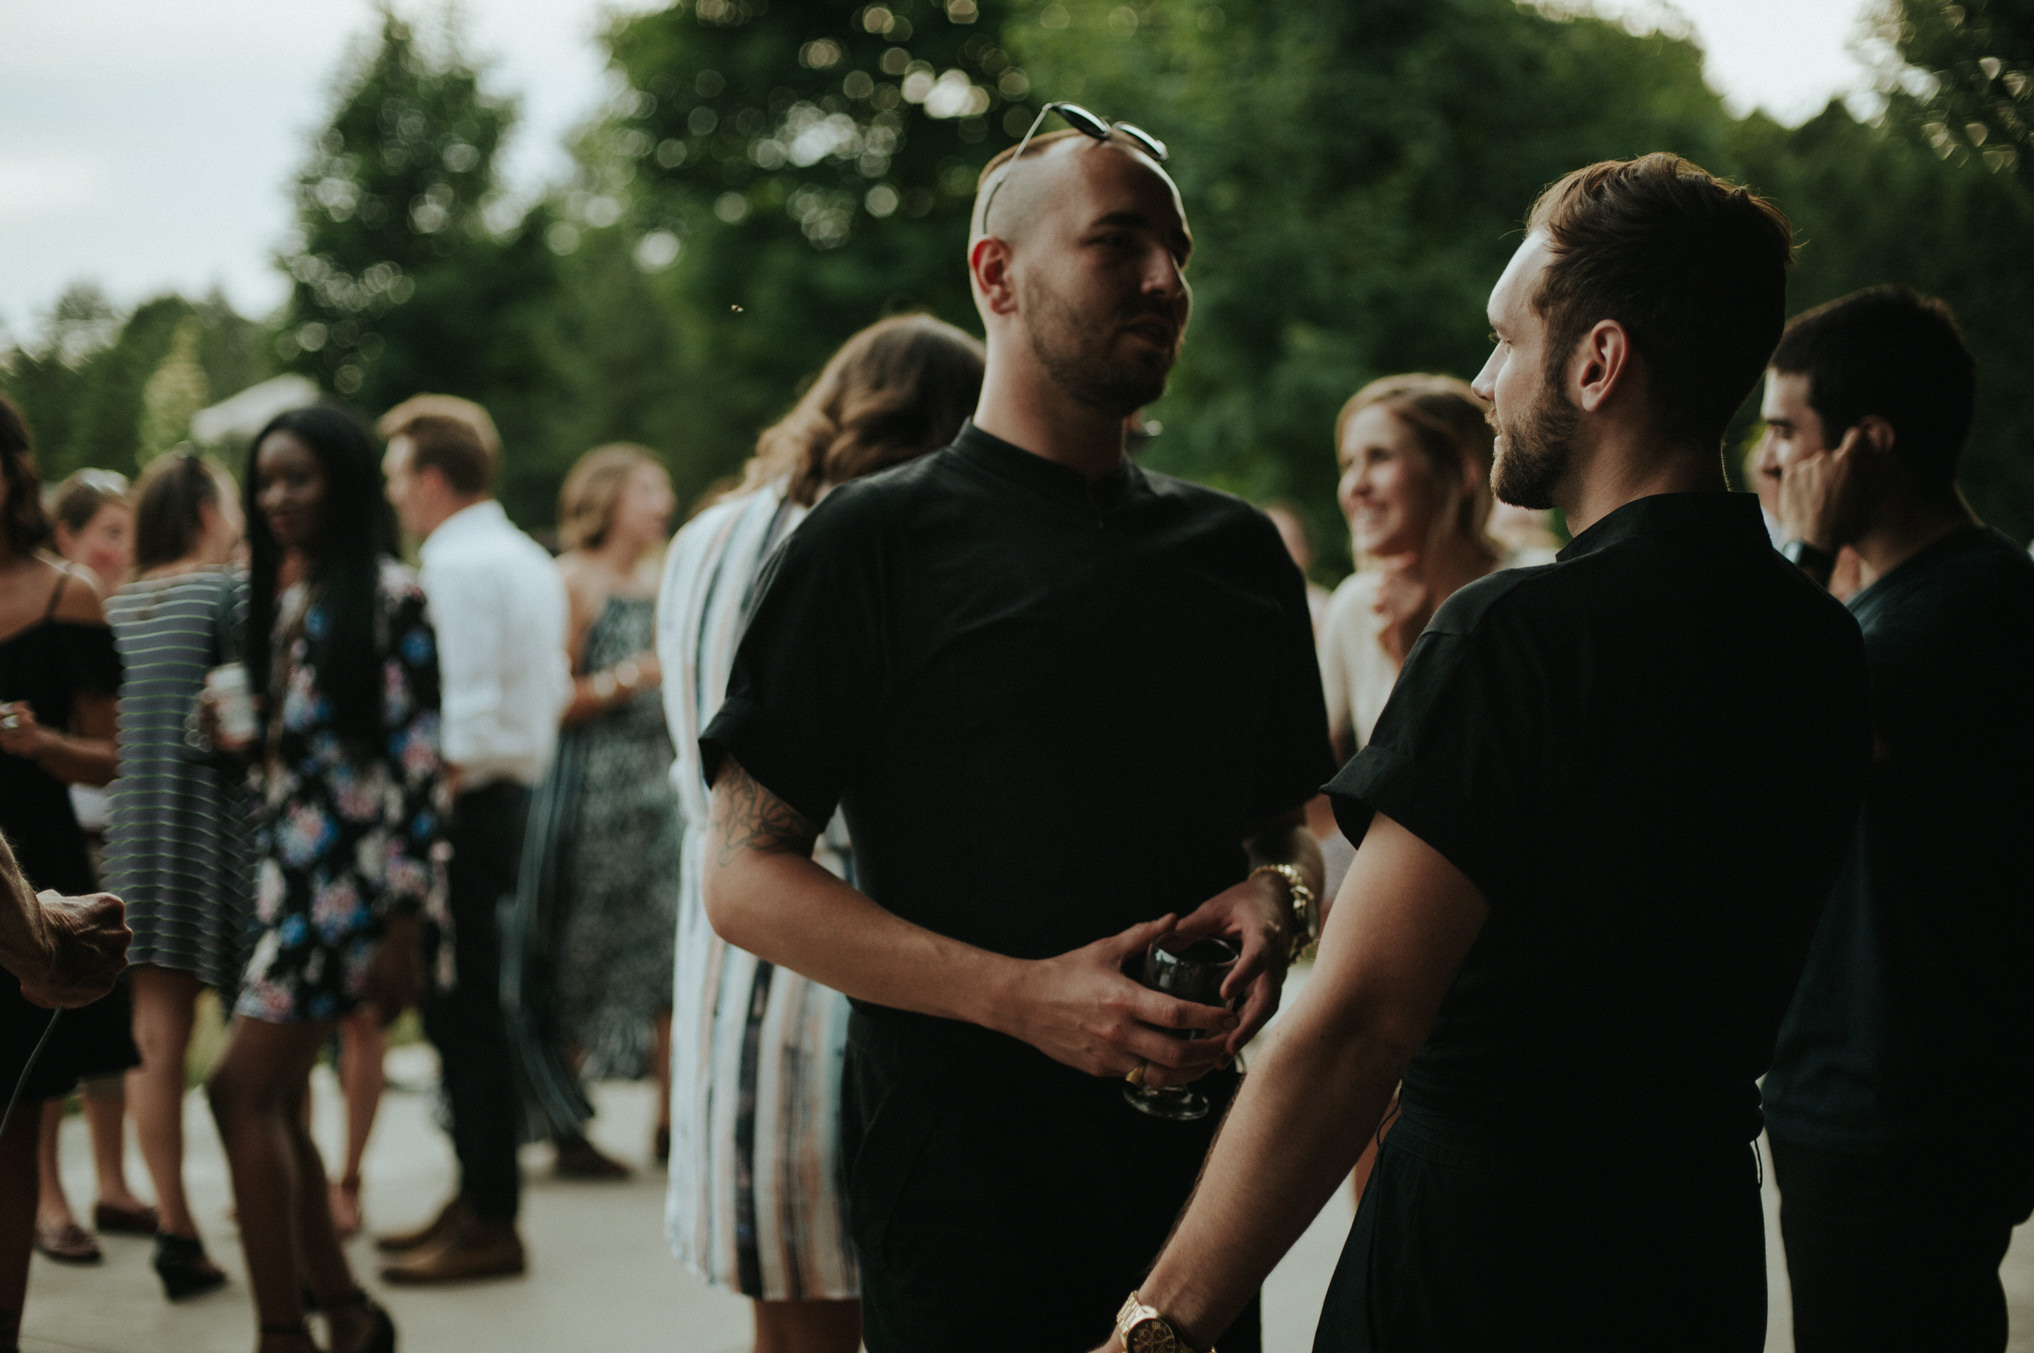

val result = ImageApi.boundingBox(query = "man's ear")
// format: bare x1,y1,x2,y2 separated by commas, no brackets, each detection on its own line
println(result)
1847,414,1895,463
969,235,1019,318
1571,320,1633,414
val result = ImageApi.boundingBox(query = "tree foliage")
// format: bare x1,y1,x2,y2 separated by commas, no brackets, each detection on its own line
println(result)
1874,0,2034,181
5,0,2033,545
586,0,1031,504
0,286,268,484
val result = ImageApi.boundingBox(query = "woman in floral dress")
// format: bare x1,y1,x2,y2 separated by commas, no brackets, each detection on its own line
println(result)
203,406,444,1353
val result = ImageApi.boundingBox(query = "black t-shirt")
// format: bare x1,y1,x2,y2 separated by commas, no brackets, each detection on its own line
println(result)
704,422,1334,1058
1764,527,2034,1153
1328,492,1870,1150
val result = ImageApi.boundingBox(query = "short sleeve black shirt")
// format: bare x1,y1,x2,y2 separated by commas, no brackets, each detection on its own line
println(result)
1328,492,1871,1148
705,422,1333,984
1764,527,2034,1153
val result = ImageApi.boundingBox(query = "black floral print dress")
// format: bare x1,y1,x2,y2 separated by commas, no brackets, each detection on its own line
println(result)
235,560,448,1025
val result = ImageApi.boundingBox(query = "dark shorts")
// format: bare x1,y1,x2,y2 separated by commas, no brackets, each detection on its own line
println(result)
842,1008,1261,1353
2,973,138,1107
1315,1107,1766,1352
1771,1132,2034,1353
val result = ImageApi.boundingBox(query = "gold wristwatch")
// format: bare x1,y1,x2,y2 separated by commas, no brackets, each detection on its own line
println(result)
1249,861,1317,962
1117,1292,1213,1353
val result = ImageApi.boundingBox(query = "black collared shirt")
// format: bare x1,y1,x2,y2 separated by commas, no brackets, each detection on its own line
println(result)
705,421,1333,989
1765,527,2034,1153
1328,491,1871,1149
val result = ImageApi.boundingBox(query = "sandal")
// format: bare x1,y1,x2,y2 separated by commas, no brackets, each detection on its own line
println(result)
34,1219,102,1264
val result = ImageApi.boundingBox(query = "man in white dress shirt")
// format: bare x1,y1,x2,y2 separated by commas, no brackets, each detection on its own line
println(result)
374,395,569,1283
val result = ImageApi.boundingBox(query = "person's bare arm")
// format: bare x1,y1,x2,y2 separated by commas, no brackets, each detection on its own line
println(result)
0,831,128,1008
703,757,1239,1079
1088,812,1488,1351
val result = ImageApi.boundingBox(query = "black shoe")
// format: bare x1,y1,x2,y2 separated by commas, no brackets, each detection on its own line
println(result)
153,1233,228,1302
320,1286,395,1353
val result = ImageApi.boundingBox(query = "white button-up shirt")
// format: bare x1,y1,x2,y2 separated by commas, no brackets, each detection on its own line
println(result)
417,499,569,790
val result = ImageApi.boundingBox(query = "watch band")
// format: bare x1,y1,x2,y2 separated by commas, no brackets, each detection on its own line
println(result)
1249,861,1317,962
1780,538,1837,584
1117,1291,1214,1353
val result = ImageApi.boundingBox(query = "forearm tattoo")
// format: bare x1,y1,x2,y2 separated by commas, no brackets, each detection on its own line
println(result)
711,759,819,867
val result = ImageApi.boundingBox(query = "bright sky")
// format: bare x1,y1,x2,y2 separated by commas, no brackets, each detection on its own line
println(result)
0,0,1881,342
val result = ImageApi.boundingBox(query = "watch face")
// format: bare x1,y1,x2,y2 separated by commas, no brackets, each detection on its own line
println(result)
1126,1320,1177,1353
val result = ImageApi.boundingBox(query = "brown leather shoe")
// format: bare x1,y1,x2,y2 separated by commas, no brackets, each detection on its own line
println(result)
35,1219,102,1264
373,1196,464,1255
379,1217,526,1285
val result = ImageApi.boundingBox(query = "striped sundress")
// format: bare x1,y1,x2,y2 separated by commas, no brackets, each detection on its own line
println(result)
103,568,256,991
657,486,858,1300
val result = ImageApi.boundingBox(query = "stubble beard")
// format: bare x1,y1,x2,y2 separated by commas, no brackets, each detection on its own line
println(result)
1021,272,1176,418
1491,362,1580,511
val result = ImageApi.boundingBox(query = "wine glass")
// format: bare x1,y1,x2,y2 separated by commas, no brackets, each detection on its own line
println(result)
1123,935,1239,1122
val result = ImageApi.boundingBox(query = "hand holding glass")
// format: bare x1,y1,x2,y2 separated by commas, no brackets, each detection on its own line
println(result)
1124,935,1239,1122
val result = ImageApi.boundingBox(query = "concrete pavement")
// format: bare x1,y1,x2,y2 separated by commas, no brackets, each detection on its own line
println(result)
19,1047,2034,1351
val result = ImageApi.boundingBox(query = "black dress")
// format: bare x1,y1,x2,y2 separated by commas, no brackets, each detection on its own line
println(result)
0,570,138,1103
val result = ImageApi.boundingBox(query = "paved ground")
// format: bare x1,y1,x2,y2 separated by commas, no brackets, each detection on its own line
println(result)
20,1024,2034,1350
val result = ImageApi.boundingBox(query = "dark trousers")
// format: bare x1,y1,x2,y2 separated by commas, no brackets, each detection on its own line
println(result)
422,782,528,1226
1316,1108,1766,1351
841,1010,1261,1353
1771,1133,2034,1353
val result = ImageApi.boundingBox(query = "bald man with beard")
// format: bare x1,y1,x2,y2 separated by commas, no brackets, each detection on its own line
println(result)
696,114,1332,1351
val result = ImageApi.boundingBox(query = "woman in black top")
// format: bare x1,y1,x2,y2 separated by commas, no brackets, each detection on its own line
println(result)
0,396,132,1352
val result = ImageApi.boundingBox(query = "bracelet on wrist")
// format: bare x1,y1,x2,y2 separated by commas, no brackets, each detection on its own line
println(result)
1248,862,1318,963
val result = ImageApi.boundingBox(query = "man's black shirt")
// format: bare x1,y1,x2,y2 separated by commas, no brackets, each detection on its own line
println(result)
1327,492,1871,1149
704,422,1333,1053
1764,526,2034,1153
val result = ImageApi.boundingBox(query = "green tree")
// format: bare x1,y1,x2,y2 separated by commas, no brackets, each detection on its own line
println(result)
1873,0,2034,181
594,0,1030,502
1,288,271,484
279,5,561,521
136,317,212,464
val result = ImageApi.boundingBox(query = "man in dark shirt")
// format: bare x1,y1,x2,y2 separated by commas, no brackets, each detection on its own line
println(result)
700,111,1332,1352
1088,154,1872,1353
1761,286,2034,1353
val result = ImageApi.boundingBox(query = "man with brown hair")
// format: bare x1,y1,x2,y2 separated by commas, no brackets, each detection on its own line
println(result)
374,395,567,1283
700,109,1331,1351
1088,154,1872,1353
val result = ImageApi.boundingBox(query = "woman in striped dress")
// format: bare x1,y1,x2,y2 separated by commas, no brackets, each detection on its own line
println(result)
658,314,982,1351
103,451,252,1298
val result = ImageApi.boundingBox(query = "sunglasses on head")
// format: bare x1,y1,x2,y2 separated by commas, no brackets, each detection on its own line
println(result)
978,101,1169,236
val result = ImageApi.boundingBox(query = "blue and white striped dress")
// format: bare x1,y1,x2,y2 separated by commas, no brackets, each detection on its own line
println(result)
658,486,858,1301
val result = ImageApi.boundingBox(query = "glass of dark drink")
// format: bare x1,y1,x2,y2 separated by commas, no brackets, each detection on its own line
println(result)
1123,935,1240,1122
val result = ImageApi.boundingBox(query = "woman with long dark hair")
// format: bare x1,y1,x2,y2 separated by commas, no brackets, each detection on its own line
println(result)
202,406,444,1353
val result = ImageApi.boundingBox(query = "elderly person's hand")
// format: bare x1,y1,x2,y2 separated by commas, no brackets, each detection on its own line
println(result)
15,890,129,1008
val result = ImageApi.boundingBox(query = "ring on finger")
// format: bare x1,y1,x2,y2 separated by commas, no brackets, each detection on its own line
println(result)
1124,1061,1147,1088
